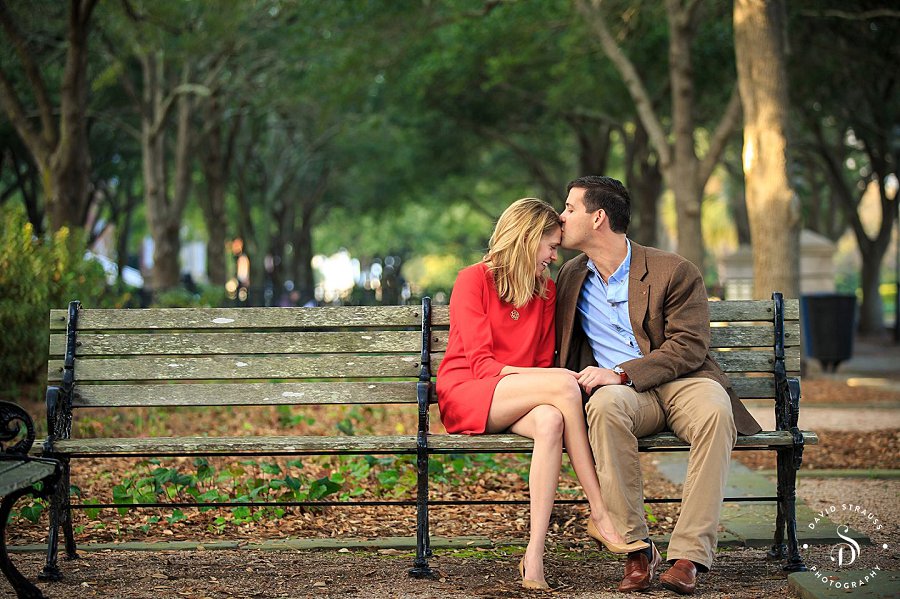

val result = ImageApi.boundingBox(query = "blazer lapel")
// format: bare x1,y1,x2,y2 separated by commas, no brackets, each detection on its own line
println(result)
628,241,652,356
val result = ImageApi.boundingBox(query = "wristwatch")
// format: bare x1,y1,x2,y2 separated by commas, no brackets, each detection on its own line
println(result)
612,366,633,387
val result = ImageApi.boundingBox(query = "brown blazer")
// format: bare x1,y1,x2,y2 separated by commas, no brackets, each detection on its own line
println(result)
555,242,762,435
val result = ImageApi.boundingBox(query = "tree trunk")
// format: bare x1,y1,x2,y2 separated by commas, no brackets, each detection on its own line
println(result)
573,120,612,175
858,248,884,335
0,0,98,233
140,54,195,292
293,204,316,306
666,1,704,269
625,121,662,247
199,96,240,287
734,0,800,298
291,169,330,305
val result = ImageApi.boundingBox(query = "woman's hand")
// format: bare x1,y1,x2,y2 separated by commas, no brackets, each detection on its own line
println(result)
576,366,620,394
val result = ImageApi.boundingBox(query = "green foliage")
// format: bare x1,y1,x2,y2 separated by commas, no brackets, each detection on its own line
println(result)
0,204,126,385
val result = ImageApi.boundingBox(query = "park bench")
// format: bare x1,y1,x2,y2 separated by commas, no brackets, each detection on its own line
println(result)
1,401,61,599
42,292,815,583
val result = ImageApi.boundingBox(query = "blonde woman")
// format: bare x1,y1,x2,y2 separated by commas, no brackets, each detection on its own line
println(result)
436,198,647,590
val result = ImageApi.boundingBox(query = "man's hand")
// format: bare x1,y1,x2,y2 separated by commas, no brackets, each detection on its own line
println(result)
576,366,621,394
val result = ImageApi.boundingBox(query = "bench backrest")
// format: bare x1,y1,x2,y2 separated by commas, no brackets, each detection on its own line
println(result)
430,298,800,401
48,304,426,412
49,297,799,421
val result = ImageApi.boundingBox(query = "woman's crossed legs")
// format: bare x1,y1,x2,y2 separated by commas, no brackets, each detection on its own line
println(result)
487,370,625,585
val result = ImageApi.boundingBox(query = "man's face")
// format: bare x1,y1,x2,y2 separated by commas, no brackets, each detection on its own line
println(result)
559,187,596,250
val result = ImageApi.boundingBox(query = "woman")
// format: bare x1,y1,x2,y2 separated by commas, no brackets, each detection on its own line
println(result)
436,198,647,590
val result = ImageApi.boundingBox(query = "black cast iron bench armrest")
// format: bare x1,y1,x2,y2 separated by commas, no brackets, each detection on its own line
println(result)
0,402,61,599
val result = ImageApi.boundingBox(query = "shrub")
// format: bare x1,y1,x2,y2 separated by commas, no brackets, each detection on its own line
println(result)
0,204,125,387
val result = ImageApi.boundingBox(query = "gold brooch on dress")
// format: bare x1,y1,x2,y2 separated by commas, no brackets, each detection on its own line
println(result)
510,309,520,320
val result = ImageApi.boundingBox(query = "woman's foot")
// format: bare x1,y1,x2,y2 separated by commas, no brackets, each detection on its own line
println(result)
587,516,649,554
518,549,549,590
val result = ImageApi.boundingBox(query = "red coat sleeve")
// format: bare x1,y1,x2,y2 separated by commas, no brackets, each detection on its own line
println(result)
535,280,556,367
448,266,506,379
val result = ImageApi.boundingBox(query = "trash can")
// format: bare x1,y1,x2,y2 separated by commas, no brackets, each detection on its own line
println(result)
800,293,857,372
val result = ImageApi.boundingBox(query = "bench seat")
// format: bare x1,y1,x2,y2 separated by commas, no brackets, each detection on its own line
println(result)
48,430,819,457
0,461,59,497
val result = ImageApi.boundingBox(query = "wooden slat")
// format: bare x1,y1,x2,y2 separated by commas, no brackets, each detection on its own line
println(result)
430,347,800,374
69,377,783,407
72,382,419,407
426,430,819,453
0,460,58,496
431,299,799,326
50,435,418,456
48,355,421,382
729,375,776,399
428,322,801,352
50,331,421,358
49,305,422,331
56,324,799,359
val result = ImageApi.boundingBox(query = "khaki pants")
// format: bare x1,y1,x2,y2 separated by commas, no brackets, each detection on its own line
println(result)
584,377,737,570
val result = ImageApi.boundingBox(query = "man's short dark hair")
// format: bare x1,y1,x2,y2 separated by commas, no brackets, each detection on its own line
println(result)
566,175,631,234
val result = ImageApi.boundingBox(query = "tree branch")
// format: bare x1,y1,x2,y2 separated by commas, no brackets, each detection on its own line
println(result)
799,9,900,20
697,85,742,187
577,0,672,169
0,68,49,160
0,0,56,149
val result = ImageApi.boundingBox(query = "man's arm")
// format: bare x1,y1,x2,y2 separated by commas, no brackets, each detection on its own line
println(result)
620,259,711,391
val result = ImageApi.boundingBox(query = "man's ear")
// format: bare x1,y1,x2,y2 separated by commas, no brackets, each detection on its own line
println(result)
592,209,604,230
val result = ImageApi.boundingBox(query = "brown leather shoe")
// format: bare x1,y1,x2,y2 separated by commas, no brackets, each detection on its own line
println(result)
617,542,661,592
659,559,698,595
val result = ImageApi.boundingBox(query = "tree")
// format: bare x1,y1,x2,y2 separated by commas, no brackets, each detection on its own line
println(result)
0,0,99,232
789,2,900,333
576,0,743,270
734,0,800,298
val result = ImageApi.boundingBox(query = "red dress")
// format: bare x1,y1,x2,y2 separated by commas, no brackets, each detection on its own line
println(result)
436,262,556,434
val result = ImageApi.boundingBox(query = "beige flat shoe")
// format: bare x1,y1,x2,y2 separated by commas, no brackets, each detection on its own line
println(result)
518,557,550,590
587,518,650,554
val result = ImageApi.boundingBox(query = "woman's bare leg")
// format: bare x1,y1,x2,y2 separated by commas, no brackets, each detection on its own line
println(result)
488,372,629,545
505,404,563,585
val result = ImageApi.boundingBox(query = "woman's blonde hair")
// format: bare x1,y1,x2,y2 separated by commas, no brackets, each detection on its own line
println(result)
484,198,561,308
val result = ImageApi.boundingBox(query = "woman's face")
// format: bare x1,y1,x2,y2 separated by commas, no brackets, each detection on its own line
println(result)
535,227,561,276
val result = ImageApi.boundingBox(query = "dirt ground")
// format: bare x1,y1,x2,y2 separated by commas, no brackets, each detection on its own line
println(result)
3,377,899,598
1,545,851,599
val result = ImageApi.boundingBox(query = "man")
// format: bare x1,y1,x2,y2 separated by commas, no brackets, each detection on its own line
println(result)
555,176,761,595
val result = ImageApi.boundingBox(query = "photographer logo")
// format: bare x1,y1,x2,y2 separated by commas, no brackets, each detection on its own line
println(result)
803,503,888,592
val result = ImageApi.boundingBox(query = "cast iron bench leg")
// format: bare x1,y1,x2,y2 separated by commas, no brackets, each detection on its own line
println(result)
771,447,806,572
1,488,48,599
39,459,78,582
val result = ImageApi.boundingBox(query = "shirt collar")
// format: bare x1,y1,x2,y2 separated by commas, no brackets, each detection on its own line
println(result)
585,239,631,303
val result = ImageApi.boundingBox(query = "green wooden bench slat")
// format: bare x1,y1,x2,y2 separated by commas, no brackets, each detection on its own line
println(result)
49,430,819,457
0,462,25,477
0,461,58,496
432,299,800,326
48,355,422,382
431,347,801,374
72,382,420,407
50,331,422,357
728,375,776,399
428,322,801,352
49,305,422,331
427,430,819,452
51,435,418,455
52,322,801,358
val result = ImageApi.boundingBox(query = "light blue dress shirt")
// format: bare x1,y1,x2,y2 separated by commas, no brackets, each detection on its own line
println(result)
576,239,644,369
